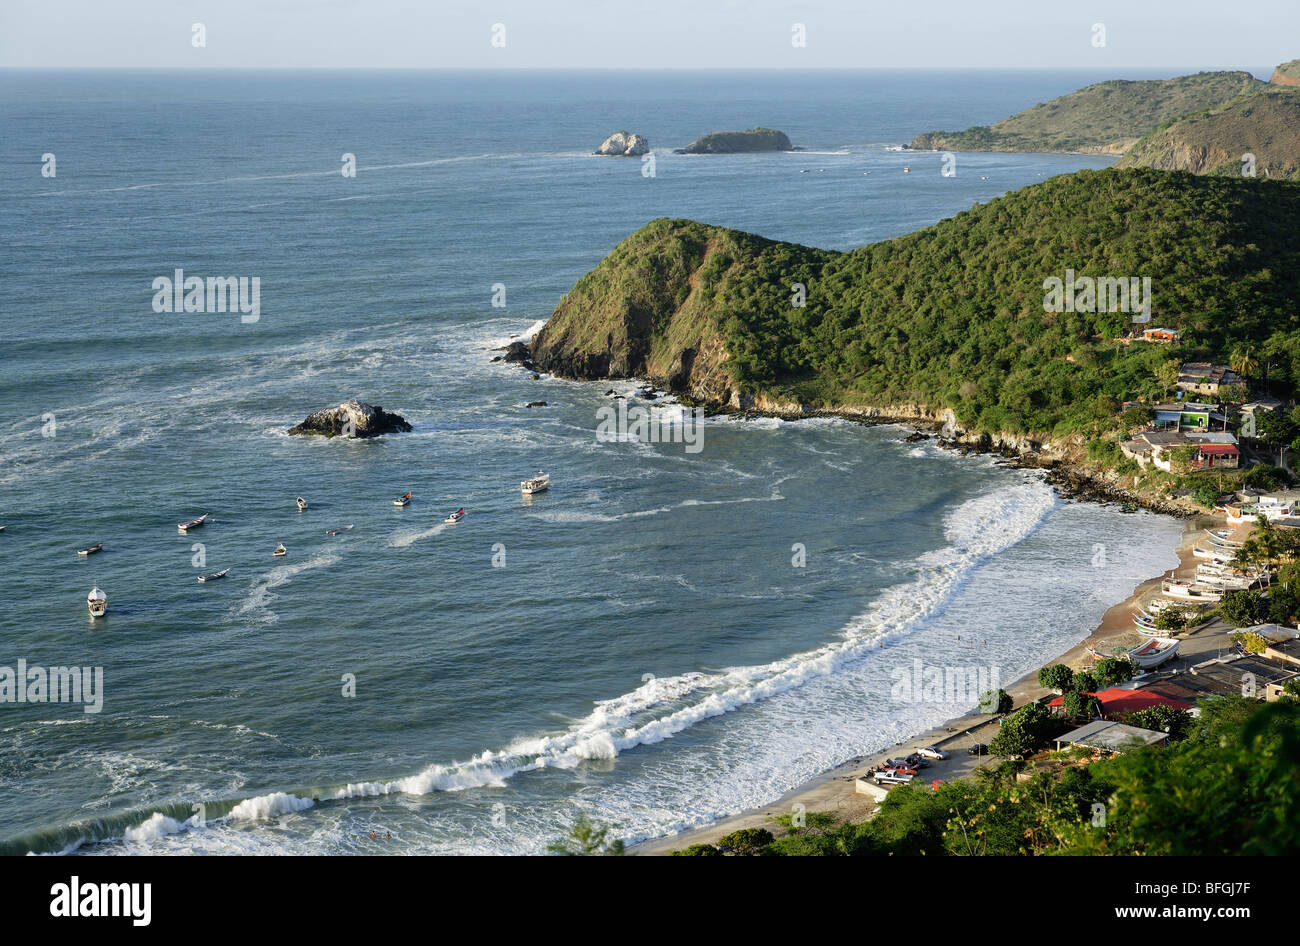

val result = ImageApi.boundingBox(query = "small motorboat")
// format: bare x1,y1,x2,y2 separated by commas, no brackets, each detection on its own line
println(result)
444,508,465,524
178,513,209,533
903,165,911,173
521,472,550,495
393,492,412,507
1133,611,1158,630
87,587,107,618
197,568,230,583
296,497,308,511
325,525,353,536
78,542,103,557
273,543,287,557
0,525,6,533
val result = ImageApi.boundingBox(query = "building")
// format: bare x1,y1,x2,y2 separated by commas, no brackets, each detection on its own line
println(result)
1142,327,1181,343
1149,402,1226,432
1054,719,1170,755
1047,687,1193,719
1121,429,1240,472
1238,397,1283,439
1177,362,1244,397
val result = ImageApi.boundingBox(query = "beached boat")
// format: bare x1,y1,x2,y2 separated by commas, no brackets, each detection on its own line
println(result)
444,508,465,524
325,525,353,536
1130,636,1180,669
1133,611,1158,630
1192,544,1236,563
178,513,209,533
521,472,550,495
78,542,103,556
393,492,412,507
296,497,308,511
273,543,287,557
1161,578,1222,602
197,568,229,582
87,587,107,618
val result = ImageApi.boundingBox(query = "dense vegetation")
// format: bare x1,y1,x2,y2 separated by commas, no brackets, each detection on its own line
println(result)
535,169,1300,443
675,127,794,154
668,696,1300,856
1116,87,1300,179
909,71,1262,153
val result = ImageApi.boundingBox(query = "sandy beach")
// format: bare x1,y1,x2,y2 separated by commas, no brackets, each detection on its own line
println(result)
633,511,1236,855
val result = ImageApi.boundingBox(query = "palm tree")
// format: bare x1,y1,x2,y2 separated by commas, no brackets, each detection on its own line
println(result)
1230,344,1259,382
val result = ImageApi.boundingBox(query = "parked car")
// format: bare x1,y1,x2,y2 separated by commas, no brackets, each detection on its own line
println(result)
872,768,914,785
967,743,988,756
917,746,948,760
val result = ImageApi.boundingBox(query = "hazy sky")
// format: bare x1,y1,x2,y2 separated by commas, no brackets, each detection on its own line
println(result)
1,0,1296,71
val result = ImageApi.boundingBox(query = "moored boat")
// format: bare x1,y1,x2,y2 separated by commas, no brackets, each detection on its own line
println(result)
178,513,209,533
78,542,103,556
521,472,550,495
273,543,287,557
444,508,465,524
393,492,412,507
296,497,308,511
325,525,353,536
197,568,229,582
87,587,107,618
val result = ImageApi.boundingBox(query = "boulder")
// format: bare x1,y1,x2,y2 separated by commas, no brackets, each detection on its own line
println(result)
595,131,650,156
501,341,532,365
287,400,412,438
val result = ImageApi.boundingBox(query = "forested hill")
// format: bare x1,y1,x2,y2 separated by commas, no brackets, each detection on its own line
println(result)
909,71,1262,154
529,169,1300,442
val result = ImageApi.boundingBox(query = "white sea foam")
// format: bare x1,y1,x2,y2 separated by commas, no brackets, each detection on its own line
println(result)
228,791,316,821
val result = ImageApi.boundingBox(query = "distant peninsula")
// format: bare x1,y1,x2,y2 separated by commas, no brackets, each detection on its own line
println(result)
909,70,1262,154
1115,87,1300,180
674,127,797,154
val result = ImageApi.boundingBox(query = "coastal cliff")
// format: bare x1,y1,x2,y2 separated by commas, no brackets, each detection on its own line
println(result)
529,168,1300,505
909,70,1261,154
1115,88,1300,179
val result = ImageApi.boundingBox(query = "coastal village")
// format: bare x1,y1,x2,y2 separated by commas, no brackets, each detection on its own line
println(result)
643,350,1300,855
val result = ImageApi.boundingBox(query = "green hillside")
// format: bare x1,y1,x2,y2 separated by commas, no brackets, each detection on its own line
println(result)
910,71,1262,154
674,127,794,154
1116,87,1300,179
530,169,1300,442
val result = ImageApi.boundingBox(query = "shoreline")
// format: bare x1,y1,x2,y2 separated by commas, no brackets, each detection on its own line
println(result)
630,506,1218,855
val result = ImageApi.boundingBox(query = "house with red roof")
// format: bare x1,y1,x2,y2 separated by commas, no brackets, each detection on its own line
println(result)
1048,687,1193,719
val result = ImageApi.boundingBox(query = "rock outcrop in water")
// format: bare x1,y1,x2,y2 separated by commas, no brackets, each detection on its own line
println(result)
288,400,412,438
674,127,795,154
595,131,650,156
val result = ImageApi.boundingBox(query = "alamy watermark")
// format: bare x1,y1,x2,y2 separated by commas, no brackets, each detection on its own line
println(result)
152,269,260,323
1,660,103,714
890,659,1000,706
1042,268,1151,322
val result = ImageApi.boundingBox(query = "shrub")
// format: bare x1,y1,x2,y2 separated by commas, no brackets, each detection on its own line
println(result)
716,828,774,855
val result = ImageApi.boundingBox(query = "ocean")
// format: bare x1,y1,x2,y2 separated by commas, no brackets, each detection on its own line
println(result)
0,69,1185,854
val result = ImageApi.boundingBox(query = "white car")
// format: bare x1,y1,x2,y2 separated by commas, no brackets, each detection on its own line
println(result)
872,769,914,785
916,746,948,760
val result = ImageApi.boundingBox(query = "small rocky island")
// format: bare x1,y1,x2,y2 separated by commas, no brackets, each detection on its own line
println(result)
287,399,412,438
674,127,797,154
595,131,650,156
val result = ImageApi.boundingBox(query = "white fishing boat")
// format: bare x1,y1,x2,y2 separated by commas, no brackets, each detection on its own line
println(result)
296,497,308,511
902,165,911,173
178,513,209,533
197,568,229,582
444,508,465,524
1130,636,1180,669
78,542,103,556
393,492,412,507
1133,610,1158,630
325,525,353,536
1161,578,1222,602
87,587,107,618
1193,542,1237,562
273,543,287,557
521,472,550,495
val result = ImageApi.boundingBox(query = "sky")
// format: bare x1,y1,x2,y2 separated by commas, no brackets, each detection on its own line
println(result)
0,0,1296,71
